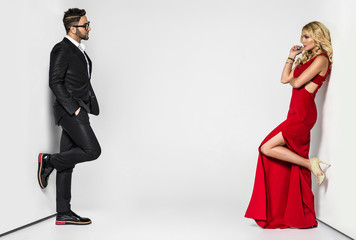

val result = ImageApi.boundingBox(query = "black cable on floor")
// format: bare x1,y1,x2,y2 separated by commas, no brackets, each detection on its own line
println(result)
317,219,354,240
0,214,56,238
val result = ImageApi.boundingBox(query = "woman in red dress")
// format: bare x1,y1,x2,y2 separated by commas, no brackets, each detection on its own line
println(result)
245,21,333,229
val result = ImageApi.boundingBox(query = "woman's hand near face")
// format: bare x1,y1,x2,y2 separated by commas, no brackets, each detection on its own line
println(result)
289,45,303,58
281,45,303,84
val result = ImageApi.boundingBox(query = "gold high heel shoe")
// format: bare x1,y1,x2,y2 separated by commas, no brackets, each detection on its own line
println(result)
309,157,331,186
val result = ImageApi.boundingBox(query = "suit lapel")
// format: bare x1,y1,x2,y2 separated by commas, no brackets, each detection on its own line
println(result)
63,37,91,78
62,38,88,66
84,51,92,76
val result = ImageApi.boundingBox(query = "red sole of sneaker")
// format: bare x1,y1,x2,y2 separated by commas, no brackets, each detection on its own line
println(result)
56,221,92,225
38,153,45,189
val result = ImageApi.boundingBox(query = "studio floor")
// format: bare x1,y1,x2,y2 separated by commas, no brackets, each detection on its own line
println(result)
0,204,351,240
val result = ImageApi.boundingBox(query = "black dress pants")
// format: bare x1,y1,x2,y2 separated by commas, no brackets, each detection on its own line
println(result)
51,109,101,213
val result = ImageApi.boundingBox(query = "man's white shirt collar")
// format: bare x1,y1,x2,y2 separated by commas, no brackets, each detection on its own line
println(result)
65,35,86,51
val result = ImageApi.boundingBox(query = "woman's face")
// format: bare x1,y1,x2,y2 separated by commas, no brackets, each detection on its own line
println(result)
301,30,317,52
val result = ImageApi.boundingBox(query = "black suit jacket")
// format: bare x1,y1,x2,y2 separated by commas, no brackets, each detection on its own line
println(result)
49,37,99,124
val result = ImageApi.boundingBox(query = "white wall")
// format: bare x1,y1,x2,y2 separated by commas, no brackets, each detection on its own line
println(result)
0,0,355,238
0,0,68,233
310,0,356,237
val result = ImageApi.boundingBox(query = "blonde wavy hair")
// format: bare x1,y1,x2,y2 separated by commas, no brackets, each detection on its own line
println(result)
295,21,333,66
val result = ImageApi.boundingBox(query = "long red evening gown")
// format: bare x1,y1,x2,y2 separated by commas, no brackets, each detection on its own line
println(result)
245,53,331,229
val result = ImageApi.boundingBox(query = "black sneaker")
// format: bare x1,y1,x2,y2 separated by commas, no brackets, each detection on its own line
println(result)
56,211,92,225
37,153,54,189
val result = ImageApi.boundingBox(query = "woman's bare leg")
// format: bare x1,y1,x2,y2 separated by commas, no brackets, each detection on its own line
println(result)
260,132,312,171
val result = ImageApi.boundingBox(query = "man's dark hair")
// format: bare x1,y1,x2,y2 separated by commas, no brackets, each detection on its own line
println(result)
63,8,86,33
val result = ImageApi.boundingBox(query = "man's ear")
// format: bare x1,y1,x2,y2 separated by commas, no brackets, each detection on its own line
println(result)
69,26,76,35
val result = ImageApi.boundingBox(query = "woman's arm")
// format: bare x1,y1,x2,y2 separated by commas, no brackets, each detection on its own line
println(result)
281,45,303,84
288,55,329,88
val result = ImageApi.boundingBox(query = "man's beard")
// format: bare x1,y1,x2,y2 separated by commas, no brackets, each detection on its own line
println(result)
76,31,89,41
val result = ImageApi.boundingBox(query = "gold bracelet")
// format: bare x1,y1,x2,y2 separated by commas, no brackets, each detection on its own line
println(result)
288,57,295,62
285,61,293,65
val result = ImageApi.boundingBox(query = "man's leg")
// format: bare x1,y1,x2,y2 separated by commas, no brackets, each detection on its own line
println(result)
56,130,74,213
50,110,101,171
42,110,100,225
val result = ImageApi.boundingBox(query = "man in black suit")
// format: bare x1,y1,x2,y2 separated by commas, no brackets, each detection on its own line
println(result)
38,8,101,225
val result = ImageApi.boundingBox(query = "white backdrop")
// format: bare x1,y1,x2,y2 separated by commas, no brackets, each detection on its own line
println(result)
310,0,356,237
0,0,355,238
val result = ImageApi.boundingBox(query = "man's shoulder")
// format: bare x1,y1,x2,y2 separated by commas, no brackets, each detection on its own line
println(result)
51,38,73,55
52,38,69,48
